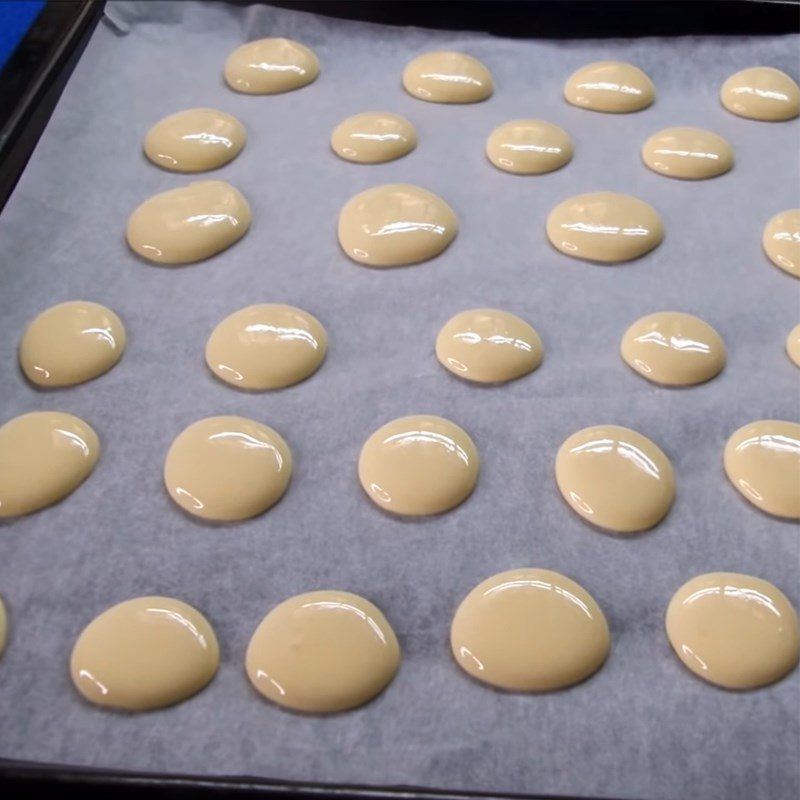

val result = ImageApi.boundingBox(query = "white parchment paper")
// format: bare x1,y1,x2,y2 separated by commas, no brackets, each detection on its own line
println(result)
0,2,798,798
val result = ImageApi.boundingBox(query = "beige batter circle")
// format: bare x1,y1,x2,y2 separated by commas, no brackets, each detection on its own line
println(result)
126,180,251,265
19,300,126,388
564,60,655,113
0,411,99,519
620,311,726,386
245,590,400,713
762,209,800,278
666,573,799,690
164,416,292,521
450,568,610,691
402,51,492,104
70,596,219,710
641,127,733,180
337,183,458,268
786,324,800,367
435,308,543,384
0,596,7,657
224,37,320,94
546,191,664,263
555,424,675,533
485,119,573,175
205,304,327,391
143,108,246,172
720,66,800,121
358,414,479,516
330,112,417,164
723,420,800,519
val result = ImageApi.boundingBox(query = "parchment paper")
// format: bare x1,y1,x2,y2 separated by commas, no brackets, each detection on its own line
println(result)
0,2,798,798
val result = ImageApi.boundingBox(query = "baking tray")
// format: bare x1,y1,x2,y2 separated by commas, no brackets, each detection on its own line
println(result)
0,2,798,799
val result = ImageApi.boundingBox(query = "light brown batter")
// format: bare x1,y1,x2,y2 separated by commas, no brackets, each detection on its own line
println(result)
338,183,458,267
245,590,400,713
435,308,543,384
205,304,327,390
402,51,492,104
666,573,799,689
450,568,610,691
641,127,733,180
546,191,663,263
555,424,675,533
126,180,251,265
723,420,800,519
70,596,219,710
224,37,320,94
564,61,655,113
620,311,726,386
358,414,479,516
164,415,292,521
19,301,126,387
0,596,7,657
720,67,800,121
485,119,573,175
0,411,99,518
763,209,800,278
786,324,800,367
331,112,417,164
144,108,246,172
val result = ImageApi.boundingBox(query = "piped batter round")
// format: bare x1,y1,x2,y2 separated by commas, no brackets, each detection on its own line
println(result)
205,304,327,390
641,127,733,180
485,119,572,175
0,411,99,518
358,414,479,516
546,191,663,263
224,37,320,94
70,596,219,710
564,61,655,113
245,590,400,713
720,67,800,121
338,183,458,267
126,180,251,265
402,51,492,104
144,108,246,172
19,301,126,387
763,209,800,278
620,311,726,386
164,416,292,521
555,424,675,533
331,112,417,164
436,308,543,384
723,420,800,519
450,568,610,691
786,324,800,367
666,573,799,689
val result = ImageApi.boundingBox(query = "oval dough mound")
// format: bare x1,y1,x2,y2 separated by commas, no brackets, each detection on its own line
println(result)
451,568,610,691
564,61,655,113
246,590,401,713
402,51,493,104
641,127,733,180
126,181,251,265
358,414,479,516
224,38,320,94
720,66,800,121
666,573,799,689
19,301,126,387
70,596,219,710
144,108,246,172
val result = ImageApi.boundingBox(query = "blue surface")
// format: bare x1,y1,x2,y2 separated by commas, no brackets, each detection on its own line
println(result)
0,0,46,70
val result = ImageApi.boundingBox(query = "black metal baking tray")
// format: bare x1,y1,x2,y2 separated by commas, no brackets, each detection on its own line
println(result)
0,1,797,799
